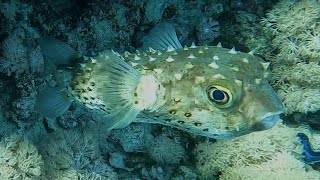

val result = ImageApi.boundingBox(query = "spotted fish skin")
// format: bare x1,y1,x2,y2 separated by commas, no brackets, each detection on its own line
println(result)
70,44,284,139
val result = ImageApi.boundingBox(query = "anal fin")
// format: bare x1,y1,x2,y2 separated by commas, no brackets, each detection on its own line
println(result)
34,87,72,119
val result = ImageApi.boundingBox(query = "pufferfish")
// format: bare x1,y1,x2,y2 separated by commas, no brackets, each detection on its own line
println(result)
35,23,284,139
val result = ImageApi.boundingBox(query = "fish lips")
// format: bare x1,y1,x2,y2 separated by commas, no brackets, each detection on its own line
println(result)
214,110,284,140
252,111,284,131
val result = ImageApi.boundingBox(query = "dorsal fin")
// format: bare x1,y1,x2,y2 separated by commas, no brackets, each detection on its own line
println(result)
142,22,182,51
39,37,79,65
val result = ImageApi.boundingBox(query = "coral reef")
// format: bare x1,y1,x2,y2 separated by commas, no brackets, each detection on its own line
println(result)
194,122,317,178
147,135,186,164
261,0,320,115
38,130,118,179
0,134,44,179
196,16,220,45
220,152,320,180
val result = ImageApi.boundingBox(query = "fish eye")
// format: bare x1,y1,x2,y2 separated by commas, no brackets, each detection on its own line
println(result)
207,86,232,107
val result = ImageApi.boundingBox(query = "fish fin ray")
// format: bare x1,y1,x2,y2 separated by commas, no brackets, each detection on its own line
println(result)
34,87,72,119
39,37,78,66
142,22,182,51
92,51,141,130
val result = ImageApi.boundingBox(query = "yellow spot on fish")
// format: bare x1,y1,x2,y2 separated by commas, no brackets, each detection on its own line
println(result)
231,67,239,71
90,57,97,63
248,50,255,56
175,73,182,80
166,55,175,62
195,76,205,84
183,45,188,50
213,55,219,61
153,68,163,74
80,63,86,68
149,56,156,61
188,53,196,59
229,47,237,54
167,45,175,52
134,54,141,60
124,51,130,57
174,97,182,102
198,49,204,54
261,62,270,70
242,58,249,63
217,42,222,47
149,47,156,53
185,62,194,69
209,61,219,69
234,79,243,86
157,51,162,56
255,78,262,85
83,56,89,61
129,61,139,67
212,74,226,79
190,42,197,48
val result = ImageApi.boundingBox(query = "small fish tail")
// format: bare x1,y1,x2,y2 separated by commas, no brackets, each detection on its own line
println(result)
35,38,79,119
34,87,72,119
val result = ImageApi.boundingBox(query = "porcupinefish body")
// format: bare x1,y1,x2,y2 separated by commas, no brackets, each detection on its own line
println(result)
36,23,284,139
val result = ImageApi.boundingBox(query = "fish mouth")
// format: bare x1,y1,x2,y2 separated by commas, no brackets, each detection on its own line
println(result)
252,111,283,131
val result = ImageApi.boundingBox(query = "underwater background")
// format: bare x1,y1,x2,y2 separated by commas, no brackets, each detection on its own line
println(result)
1,0,320,179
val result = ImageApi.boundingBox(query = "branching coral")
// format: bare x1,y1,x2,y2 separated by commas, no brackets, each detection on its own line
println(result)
194,122,312,178
0,134,44,179
0,32,28,76
278,86,320,114
110,123,152,153
261,0,320,114
220,152,320,180
147,135,186,164
39,130,118,179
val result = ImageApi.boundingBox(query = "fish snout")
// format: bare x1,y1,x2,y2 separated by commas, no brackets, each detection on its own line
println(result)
252,111,283,131
247,85,285,132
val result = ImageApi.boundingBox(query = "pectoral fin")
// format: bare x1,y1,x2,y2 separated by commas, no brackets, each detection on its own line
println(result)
90,51,142,130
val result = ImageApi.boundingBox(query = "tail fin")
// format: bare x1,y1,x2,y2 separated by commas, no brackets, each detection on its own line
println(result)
35,38,77,119
142,22,182,51
34,87,72,119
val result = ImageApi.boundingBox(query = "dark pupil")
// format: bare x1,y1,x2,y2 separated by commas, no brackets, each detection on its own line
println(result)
212,89,225,101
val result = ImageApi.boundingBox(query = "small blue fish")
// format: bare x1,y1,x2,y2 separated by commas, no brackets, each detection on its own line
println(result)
35,23,284,139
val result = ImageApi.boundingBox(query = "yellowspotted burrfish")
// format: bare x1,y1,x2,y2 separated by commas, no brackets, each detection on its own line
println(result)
36,23,284,139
